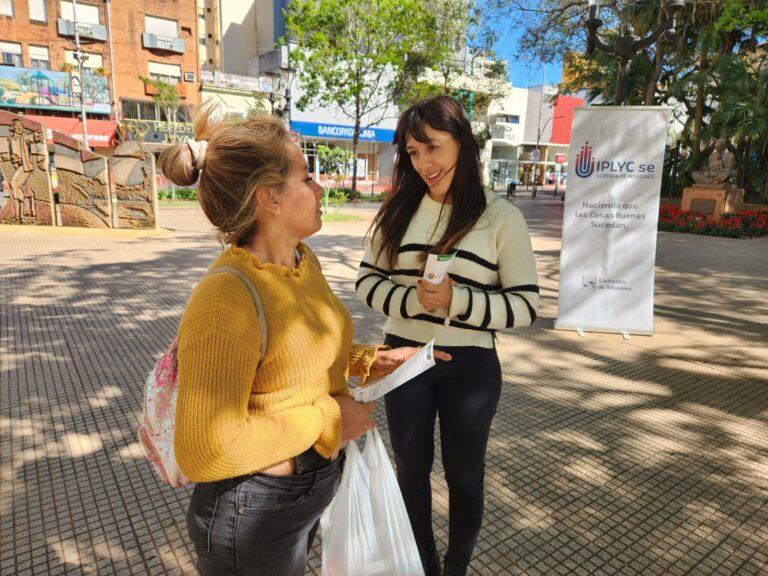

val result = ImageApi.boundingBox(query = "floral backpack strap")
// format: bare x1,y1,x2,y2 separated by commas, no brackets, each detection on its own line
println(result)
204,266,267,365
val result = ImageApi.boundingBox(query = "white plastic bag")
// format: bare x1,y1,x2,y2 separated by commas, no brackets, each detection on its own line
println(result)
320,439,385,576
320,430,425,576
363,427,425,576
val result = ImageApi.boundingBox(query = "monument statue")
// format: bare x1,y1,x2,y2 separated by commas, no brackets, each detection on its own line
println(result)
692,138,736,185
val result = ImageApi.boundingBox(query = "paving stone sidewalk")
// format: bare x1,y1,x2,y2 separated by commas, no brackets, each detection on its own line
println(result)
1,197,766,576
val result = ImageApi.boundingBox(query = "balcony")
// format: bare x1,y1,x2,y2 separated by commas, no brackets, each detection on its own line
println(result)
57,19,107,42
142,33,185,55
252,46,289,76
201,70,270,93
144,81,187,98
491,123,519,144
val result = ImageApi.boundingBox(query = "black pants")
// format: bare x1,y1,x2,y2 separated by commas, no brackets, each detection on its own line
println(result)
384,334,502,571
187,448,343,576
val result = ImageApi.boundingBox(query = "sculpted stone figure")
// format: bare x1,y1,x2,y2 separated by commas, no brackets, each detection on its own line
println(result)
9,117,43,220
0,113,53,225
692,138,736,185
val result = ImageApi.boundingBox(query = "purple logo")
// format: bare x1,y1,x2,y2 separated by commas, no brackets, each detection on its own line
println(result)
575,142,595,178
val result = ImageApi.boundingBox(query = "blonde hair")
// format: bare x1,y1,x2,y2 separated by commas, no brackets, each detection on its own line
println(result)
158,107,291,246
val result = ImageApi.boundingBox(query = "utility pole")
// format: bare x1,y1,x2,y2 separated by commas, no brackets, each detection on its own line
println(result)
532,63,546,199
72,0,90,149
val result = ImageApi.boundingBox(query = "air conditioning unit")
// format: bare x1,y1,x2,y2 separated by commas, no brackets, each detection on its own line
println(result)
184,71,197,82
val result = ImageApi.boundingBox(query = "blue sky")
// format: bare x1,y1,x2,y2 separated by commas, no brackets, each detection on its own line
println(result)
481,2,564,87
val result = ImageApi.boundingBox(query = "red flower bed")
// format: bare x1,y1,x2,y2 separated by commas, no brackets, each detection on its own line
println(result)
658,207,768,238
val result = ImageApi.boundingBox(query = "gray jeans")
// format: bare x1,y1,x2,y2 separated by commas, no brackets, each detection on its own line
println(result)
187,449,344,576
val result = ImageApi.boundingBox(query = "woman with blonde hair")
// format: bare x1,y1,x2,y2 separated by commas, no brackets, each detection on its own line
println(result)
160,110,446,576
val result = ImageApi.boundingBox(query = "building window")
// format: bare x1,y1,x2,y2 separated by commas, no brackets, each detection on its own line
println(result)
121,98,158,121
147,61,181,85
500,114,520,124
121,97,191,123
0,41,22,67
64,49,102,69
0,0,13,17
145,15,178,39
59,1,99,24
29,45,50,68
28,0,45,21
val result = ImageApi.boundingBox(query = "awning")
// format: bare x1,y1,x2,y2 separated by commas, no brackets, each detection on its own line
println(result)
32,115,117,148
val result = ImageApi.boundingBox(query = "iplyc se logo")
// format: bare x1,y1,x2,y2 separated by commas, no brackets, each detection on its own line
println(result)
575,142,595,178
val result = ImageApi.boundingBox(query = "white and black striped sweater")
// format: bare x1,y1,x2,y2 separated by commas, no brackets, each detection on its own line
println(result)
356,190,539,348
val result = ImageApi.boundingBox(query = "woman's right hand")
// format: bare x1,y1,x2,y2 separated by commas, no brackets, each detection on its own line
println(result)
334,396,375,441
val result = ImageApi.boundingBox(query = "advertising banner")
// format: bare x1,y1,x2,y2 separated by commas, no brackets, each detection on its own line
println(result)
555,106,671,335
0,66,110,114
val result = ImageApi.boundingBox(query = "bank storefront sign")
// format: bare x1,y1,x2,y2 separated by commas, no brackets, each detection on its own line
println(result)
292,121,395,144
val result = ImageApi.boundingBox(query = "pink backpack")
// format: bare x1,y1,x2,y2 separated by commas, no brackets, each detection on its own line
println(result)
138,265,268,488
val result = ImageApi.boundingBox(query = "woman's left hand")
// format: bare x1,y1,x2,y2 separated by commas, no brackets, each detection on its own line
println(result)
370,346,452,379
416,277,454,312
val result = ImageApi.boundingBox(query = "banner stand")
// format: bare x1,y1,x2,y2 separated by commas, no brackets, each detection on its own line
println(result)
555,106,672,338
554,324,653,337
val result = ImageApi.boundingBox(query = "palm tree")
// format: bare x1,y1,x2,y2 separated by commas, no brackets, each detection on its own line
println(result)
706,53,768,200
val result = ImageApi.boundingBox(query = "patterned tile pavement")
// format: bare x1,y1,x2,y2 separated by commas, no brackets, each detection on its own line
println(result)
1,196,766,576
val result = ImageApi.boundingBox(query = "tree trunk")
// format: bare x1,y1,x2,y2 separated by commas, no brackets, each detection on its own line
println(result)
737,137,749,191
350,117,361,200
645,45,664,105
692,50,708,162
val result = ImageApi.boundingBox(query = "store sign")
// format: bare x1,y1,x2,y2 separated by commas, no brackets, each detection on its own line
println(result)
118,119,194,144
291,120,395,144
35,115,117,147
0,66,110,114
555,153,567,164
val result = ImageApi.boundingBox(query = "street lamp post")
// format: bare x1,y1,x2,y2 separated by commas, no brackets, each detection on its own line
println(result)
72,0,90,149
531,114,563,199
585,0,684,105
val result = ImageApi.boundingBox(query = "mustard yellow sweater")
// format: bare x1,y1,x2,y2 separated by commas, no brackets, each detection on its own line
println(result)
174,244,381,483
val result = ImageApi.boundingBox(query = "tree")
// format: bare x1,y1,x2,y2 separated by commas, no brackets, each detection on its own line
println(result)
316,144,354,211
286,0,435,198
493,0,768,199
139,76,181,123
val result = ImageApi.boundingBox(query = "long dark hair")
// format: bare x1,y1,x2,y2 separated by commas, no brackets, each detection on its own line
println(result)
368,95,486,269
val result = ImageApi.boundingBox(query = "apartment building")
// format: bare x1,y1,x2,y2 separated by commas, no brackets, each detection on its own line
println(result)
0,0,200,150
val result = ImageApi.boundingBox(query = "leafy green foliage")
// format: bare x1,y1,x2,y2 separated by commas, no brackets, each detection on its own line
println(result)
158,188,197,200
497,0,768,199
316,145,353,176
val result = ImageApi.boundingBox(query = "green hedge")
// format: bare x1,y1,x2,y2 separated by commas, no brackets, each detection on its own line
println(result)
158,188,197,200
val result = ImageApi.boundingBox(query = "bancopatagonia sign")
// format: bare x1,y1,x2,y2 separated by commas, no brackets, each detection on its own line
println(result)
574,142,657,180
291,121,395,144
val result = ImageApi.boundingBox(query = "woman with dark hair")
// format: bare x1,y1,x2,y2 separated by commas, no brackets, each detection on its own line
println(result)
356,95,539,576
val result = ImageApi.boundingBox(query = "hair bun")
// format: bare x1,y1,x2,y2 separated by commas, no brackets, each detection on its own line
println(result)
157,140,202,187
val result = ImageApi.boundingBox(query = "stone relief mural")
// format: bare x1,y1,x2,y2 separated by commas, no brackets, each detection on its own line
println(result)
110,140,158,229
54,131,113,228
0,111,54,225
